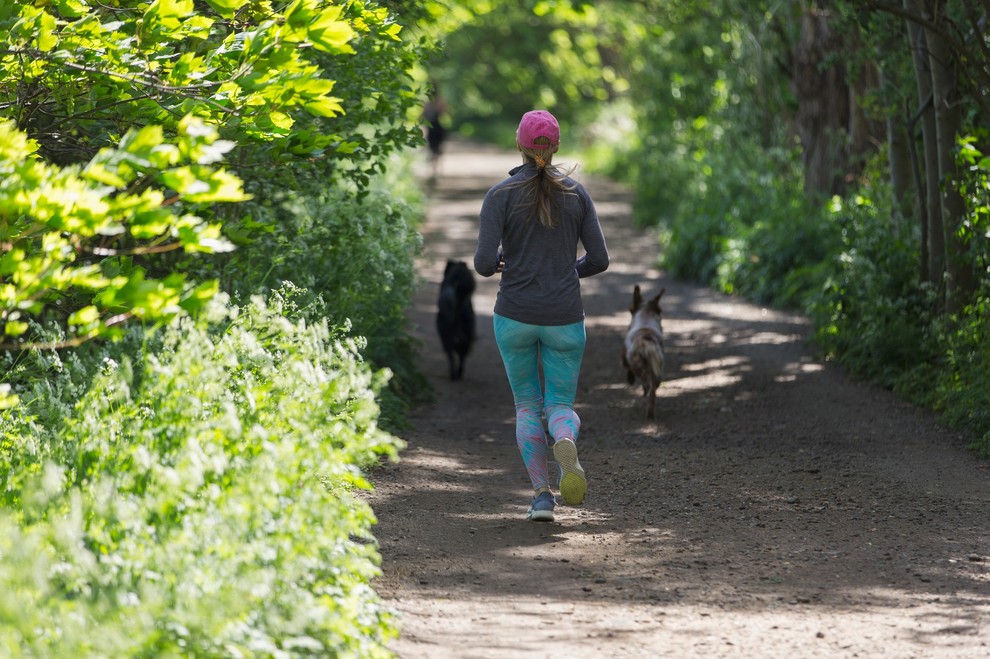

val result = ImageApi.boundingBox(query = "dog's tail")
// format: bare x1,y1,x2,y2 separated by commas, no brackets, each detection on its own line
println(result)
631,334,665,385
648,345,664,383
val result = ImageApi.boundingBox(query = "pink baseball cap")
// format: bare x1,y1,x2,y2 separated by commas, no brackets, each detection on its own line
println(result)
516,110,560,150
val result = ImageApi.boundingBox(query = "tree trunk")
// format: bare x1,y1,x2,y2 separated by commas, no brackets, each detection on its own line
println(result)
925,6,974,315
879,69,916,229
792,1,850,198
904,0,943,292
849,59,883,174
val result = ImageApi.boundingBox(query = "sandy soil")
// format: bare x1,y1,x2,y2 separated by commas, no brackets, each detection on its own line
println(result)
365,140,990,658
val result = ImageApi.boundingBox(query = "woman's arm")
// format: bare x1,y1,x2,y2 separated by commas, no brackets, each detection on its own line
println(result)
475,189,505,277
576,191,609,278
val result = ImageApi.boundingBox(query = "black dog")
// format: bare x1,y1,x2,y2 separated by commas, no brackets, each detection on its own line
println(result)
436,260,476,380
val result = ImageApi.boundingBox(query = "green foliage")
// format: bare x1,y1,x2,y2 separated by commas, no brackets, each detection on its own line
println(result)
928,138,990,454
718,210,838,310
814,246,990,459
958,134,990,278
933,295,990,456
0,1,435,652
213,156,432,426
427,1,627,139
809,191,934,388
0,0,424,350
806,142,990,454
624,2,794,214
0,292,403,656
658,132,832,311
0,0,387,161
0,117,240,351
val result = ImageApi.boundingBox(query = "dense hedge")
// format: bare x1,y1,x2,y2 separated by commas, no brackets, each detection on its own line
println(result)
209,159,431,429
0,291,403,656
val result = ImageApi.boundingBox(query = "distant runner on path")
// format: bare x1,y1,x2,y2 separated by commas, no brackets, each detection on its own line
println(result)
422,84,448,181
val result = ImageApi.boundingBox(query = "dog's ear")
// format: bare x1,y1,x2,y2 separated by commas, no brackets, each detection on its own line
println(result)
444,260,455,277
632,285,642,312
648,288,665,312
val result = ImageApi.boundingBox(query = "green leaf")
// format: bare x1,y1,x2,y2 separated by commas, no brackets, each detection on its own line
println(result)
36,11,58,52
383,23,403,41
284,0,314,31
67,305,101,329
307,7,356,53
203,0,247,19
0,121,38,160
119,125,167,161
0,383,18,409
82,162,128,188
304,96,344,118
3,320,28,337
54,0,89,19
144,0,194,31
160,166,250,203
269,111,294,130
179,280,220,314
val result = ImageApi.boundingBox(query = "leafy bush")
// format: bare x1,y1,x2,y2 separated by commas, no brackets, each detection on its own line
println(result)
661,212,726,284
0,117,240,348
658,138,830,310
932,295,990,456
803,150,990,455
808,190,933,385
926,139,990,454
716,198,838,309
0,292,403,657
651,120,990,458
208,154,432,427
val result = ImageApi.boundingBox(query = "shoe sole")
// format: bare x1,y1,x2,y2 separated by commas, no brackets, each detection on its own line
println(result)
553,438,586,505
527,509,555,522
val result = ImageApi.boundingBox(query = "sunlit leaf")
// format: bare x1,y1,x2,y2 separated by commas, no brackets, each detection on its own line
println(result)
68,305,101,328
3,320,28,337
269,111,294,130
36,11,58,51
304,96,344,117
203,0,247,18
307,8,356,53
0,383,17,409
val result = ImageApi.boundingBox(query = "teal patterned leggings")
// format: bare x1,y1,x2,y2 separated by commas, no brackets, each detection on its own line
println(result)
493,314,585,492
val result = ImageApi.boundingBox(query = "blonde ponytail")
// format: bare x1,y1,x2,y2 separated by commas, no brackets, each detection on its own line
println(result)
508,138,577,228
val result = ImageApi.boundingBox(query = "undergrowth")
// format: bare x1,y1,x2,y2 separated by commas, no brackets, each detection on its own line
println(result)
0,291,403,656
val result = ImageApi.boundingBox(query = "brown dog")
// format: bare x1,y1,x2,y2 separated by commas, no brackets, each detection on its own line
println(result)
621,285,666,419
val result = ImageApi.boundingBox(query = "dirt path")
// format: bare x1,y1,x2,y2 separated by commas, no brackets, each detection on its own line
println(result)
366,140,990,658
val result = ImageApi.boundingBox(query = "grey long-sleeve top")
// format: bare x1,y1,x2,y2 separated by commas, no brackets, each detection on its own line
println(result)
474,163,609,326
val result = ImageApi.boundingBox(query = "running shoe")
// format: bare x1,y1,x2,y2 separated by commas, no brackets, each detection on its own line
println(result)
553,438,586,505
527,491,556,522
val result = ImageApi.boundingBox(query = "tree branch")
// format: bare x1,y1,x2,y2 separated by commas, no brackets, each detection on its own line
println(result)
0,312,134,351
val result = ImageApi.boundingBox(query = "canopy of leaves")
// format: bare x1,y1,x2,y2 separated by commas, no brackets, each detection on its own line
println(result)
0,0,424,350
0,0,399,162
0,116,240,348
